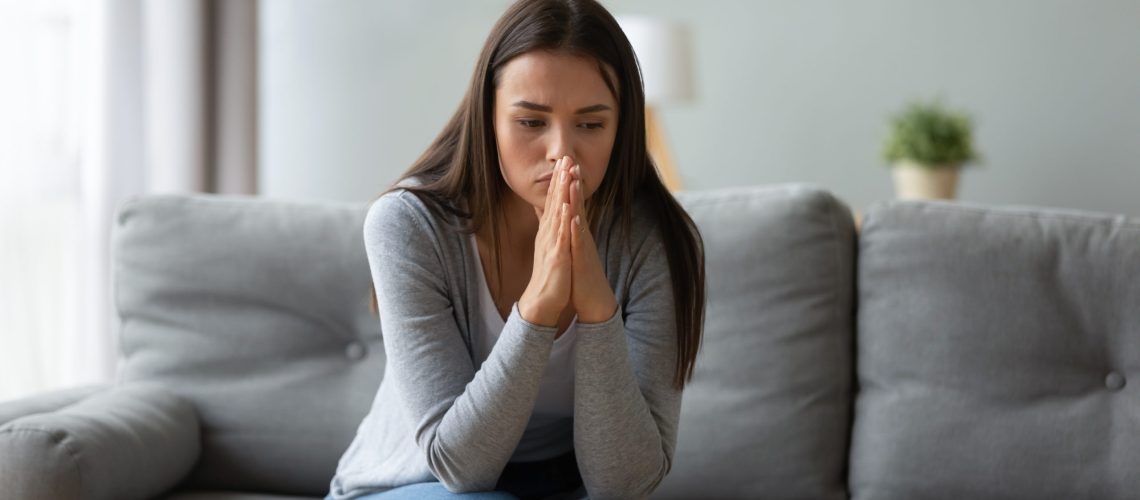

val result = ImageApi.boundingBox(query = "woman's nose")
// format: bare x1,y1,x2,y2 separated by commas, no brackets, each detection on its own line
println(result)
547,125,575,165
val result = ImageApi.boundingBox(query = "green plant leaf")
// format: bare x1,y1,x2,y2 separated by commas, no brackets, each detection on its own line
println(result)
882,98,980,168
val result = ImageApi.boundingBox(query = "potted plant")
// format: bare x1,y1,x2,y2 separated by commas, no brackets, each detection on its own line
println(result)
882,99,980,200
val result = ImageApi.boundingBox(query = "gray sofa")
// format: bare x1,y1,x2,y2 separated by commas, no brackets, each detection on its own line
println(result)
1,184,1137,499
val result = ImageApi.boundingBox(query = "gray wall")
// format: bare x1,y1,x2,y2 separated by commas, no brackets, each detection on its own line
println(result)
260,0,1140,216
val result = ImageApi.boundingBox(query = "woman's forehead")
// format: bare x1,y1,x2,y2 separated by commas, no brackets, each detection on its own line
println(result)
496,51,618,109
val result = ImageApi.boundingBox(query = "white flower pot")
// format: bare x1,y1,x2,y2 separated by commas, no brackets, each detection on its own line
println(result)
891,159,960,200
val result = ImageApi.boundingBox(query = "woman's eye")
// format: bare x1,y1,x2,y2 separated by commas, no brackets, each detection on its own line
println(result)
518,120,544,128
579,122,604,130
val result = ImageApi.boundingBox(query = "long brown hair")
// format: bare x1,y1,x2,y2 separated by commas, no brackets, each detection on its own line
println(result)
369,0,705,389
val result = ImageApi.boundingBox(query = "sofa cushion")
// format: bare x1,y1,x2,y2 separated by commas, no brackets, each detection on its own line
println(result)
113,195,382,496
851,200,1140,499
655,184,856,500
0,383,199,500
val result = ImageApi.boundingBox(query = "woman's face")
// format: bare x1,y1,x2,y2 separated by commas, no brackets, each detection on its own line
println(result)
493,50,619,211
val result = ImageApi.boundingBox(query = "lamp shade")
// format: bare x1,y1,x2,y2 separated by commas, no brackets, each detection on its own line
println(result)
616,16,695,106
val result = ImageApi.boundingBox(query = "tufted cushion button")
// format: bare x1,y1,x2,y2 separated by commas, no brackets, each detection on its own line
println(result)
1105,372,1126,391
345,341,367,361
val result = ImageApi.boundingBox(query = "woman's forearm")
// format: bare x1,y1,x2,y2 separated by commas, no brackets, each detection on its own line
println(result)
572,308,679,499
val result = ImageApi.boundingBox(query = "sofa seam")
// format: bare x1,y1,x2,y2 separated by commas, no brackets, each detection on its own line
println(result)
825,191,856,496
821,190,853,357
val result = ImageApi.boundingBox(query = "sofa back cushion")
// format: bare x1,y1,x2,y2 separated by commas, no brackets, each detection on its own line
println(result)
655,185,856,500
113,195,381,496
851,200,1140,499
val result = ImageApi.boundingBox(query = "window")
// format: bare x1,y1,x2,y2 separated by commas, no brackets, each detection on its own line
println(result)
0,0,94,402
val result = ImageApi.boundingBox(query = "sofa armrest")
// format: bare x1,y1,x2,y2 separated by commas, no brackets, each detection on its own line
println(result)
0,383,201,500
0,384,112,426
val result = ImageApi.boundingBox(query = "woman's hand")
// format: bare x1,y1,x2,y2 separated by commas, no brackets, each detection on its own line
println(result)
566,159,618,324
518,157,575,327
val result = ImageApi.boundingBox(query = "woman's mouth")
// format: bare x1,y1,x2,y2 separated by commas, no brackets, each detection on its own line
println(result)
536,173,553,184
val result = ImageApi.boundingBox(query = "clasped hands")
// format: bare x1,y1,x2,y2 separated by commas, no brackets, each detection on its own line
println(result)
518,156,618,327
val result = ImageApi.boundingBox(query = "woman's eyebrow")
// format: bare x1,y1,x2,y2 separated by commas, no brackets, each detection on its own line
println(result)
511,100,612,114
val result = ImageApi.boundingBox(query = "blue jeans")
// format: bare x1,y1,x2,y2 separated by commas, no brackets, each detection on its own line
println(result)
326,482,518,499
329,450,583,500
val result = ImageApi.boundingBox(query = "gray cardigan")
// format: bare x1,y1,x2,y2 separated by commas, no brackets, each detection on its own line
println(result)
329,185,682,499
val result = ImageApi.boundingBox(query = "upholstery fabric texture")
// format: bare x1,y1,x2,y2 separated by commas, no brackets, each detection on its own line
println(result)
112,195,383,496
654,185,856,500
0,384,109,426
851,199,1140,499
0,383,200,500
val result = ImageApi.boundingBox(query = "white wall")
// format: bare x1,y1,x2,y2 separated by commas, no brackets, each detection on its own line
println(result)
260,0,1140,216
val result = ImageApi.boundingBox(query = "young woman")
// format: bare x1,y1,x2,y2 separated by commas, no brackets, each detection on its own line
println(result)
327,1,705,498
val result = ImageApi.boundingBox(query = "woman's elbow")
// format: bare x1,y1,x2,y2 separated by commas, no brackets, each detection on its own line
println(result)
429,466,500,494
438,477,496,494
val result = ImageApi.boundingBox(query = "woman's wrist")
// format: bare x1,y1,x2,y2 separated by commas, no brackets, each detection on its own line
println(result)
518,296,559,327
577,298,617,324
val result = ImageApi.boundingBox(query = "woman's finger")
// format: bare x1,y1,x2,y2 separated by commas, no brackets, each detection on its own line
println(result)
555,156,573,212
548,157,566,219
571,179,592,256
571,211,580,259
557,202,569,259
567,170,579,217
569,174,584,244
550,160,569,230
542,157,562,220
572,177,584,221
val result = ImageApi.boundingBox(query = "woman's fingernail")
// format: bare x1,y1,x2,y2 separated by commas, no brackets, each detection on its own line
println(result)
562,203,568,214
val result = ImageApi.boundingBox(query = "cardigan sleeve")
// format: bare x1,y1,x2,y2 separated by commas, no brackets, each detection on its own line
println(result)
363,192,557,493
572,221,683,499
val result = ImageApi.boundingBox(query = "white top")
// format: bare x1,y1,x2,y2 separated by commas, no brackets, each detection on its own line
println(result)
469,233,577,462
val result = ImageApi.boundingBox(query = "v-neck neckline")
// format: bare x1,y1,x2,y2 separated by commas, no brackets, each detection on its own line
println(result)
468,233,576,341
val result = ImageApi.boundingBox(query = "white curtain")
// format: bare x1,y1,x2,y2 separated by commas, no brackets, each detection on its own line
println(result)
0,0,100,402
0,0,258,403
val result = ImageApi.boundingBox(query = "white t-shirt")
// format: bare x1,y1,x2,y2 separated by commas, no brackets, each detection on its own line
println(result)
468,233,577,462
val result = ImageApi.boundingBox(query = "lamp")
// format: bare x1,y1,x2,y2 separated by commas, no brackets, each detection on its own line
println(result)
617,16,695,192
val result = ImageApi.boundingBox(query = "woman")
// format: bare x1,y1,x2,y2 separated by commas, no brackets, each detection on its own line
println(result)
327,0,705,498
